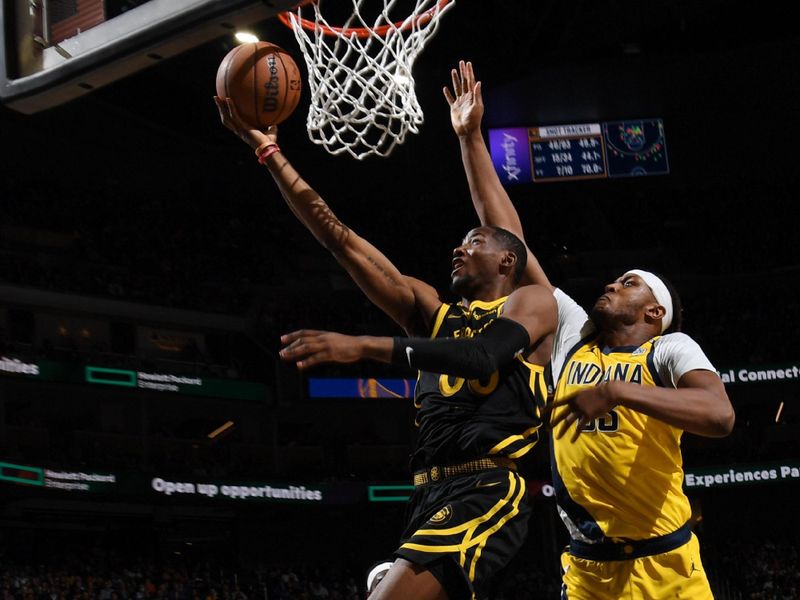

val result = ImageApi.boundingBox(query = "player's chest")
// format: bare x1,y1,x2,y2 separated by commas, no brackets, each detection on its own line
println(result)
559,347,654,394
439,310,500,339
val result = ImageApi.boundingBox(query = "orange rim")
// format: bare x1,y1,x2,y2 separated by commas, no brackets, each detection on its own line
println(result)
278,0,451,39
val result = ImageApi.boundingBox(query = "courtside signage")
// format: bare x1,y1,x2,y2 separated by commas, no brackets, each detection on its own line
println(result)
718,363,800,385
0,354,264,401
0,461,116,492
0,356,39,376
150,477,324,503
0,460,355,505
308,377,413,399
683,461,800,490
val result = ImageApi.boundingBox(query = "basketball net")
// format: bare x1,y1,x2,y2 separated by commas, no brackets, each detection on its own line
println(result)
283,0,454,160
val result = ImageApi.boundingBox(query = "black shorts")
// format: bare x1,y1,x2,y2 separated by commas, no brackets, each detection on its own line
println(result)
394,468,531,600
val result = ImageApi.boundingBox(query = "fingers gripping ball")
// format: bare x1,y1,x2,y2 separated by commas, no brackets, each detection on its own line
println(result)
215,42,302,129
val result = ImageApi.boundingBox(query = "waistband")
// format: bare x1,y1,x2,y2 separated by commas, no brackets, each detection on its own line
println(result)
412,457,516,487
569,522,692,561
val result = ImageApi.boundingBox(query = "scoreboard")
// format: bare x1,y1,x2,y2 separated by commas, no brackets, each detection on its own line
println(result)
489,119,669,185
530,123,606,181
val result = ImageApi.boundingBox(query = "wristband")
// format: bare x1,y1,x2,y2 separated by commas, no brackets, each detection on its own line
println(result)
255,143,281,164
254,141,276,156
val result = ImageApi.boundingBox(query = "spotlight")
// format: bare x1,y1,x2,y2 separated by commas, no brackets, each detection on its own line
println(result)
235,32,259,44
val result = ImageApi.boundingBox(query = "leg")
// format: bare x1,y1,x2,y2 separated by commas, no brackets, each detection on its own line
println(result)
370,558,449,600
561,551,629,600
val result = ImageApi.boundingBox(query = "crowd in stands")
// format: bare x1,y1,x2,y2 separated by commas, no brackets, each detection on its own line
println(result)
0,560,365,600
705,538,799,600
4,537,797,599
0,547,566,600
0,186,285,314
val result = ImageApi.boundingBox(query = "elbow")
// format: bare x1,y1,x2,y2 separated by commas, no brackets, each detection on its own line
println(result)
709,405,736,438
720,406,736,436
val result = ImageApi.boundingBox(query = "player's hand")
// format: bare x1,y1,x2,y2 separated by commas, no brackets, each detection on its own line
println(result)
443,60,484,137
213,96,278,150
547,381,621,442
279,329,365,370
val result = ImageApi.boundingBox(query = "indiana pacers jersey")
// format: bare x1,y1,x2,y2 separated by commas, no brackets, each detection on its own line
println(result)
410,297,547,472
551,289,717,543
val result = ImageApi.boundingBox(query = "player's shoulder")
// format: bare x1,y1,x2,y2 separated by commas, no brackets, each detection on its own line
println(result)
655,331,701,348
508,283,558,304
652,331,717,383
504,284,557,319
653,332,708,361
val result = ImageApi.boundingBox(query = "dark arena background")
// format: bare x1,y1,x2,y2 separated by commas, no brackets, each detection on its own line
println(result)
1,1,799,599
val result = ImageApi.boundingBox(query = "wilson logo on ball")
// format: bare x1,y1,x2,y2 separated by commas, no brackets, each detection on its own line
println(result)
263,55,280,113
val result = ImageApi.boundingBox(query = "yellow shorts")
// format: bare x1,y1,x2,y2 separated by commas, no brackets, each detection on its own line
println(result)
560,533,713,600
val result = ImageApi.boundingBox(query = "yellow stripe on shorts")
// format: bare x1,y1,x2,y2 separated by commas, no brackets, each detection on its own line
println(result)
400,472,528,583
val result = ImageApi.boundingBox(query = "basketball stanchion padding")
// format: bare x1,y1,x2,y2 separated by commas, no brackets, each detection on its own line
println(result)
216,42,302,129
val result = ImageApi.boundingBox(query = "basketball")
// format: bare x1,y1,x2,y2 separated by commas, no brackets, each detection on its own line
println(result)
215,42,302,129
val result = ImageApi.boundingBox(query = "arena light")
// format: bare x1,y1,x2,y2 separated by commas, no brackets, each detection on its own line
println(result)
208,420,235,439
775,401,785,423
235,31,260,43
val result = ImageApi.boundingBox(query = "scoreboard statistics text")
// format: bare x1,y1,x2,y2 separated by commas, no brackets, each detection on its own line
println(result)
489,119,669,185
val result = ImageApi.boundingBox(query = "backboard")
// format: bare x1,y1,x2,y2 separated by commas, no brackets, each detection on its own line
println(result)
1,0,301,113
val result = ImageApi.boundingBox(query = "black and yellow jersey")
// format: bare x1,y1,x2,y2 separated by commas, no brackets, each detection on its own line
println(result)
410,297,547,471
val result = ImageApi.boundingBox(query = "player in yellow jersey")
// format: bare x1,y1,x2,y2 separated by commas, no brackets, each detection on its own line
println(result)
214,82,558,600
445,61,735,599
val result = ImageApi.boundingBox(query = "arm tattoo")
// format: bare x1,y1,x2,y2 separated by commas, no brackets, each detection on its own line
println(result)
305,194,351,249
302,193,402,289
366,255,401,287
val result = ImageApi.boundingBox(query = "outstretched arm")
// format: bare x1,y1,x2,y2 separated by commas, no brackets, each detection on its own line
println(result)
214,97,441,334
279,284,557,373
444,61,553,291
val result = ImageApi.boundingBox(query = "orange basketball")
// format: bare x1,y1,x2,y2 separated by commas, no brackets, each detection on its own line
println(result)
215,42,302,129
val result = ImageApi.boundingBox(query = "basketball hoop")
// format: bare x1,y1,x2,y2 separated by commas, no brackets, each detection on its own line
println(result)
279,0,455,160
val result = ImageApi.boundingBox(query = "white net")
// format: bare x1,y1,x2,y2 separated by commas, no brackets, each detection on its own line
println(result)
286,0,455,160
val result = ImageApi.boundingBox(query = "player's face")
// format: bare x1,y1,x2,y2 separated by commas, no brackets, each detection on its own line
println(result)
590,274,657,326
450,227,504,297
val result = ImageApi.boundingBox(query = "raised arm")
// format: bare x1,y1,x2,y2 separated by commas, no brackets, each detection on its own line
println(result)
444,61,553,291
278,284,557,373
214,97,441,334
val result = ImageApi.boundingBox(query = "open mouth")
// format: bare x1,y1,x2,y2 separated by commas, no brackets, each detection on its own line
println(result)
451,258,464,276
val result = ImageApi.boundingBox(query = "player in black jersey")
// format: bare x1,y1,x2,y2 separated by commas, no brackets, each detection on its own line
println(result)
214,70,557,599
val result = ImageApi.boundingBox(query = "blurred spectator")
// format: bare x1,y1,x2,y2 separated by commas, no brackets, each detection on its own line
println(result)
704,538,799,599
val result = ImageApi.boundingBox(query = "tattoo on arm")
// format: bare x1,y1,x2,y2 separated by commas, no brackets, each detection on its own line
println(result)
304,193,351,250
306,195,401,289
366,255,401,287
